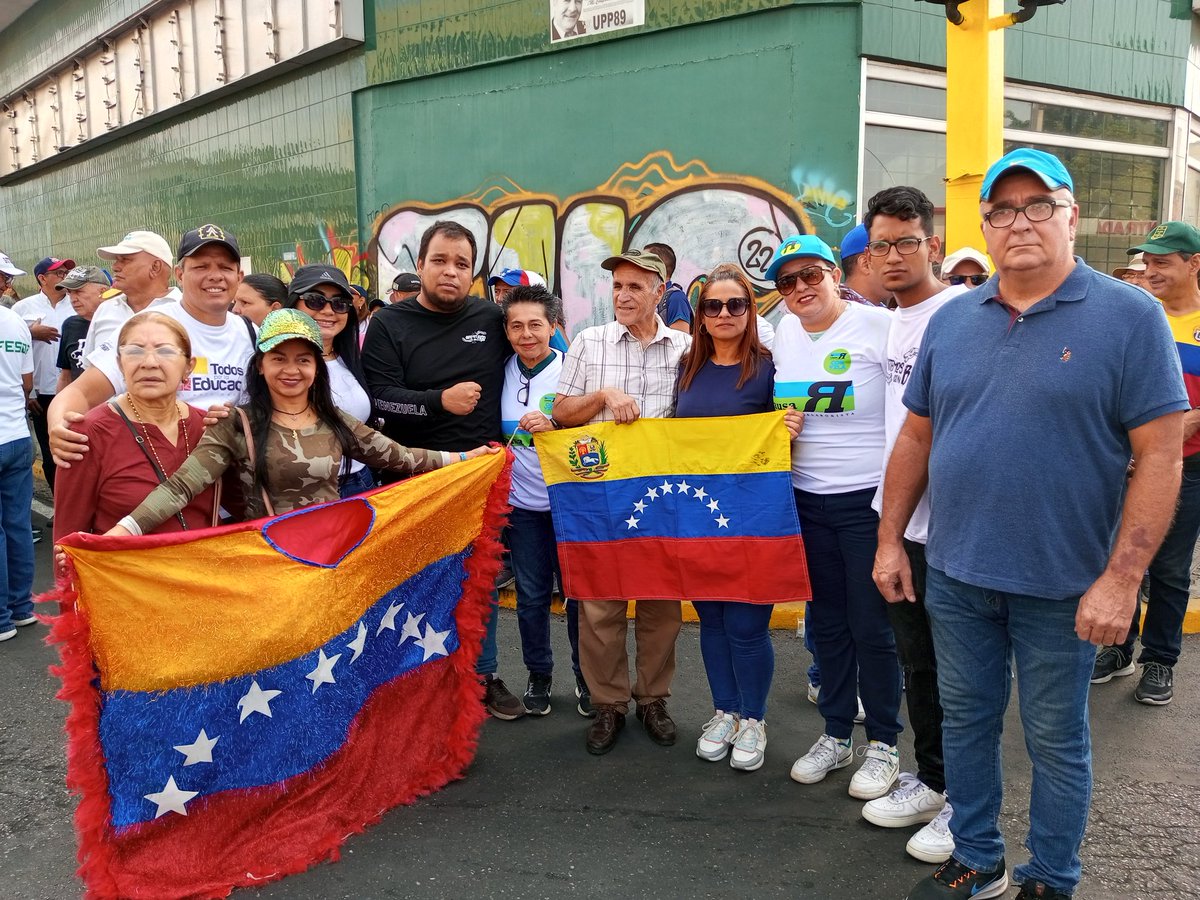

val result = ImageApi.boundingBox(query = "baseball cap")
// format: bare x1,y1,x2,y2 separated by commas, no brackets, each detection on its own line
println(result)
98,230,174,266
764,234,837,282
391,272,421,293
59,265,114,290
1113,253,1147,278
941,247,992,275
601,249,667,281
0,252,26,277
839,224,869,262
1128,221,1200,256
288,264,351,298
257,308,323,353
34,257,76,279
980,148,1074,200
349,285,368,300
178,224,240,261
488,268,548,288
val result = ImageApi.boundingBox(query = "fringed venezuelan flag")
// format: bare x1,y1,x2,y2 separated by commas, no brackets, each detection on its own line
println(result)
45,451,510,900
535,412,810,603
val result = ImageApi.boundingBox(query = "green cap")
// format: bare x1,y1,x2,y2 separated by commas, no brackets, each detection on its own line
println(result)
257,308,323,353
1129,221,1200,256
601,248,667,281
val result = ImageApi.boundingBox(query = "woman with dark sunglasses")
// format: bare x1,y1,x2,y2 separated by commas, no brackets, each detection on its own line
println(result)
286,265,377,497
675,264,802,773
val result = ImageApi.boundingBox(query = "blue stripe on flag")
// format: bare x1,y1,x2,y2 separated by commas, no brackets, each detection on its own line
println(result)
1177,340,1200,377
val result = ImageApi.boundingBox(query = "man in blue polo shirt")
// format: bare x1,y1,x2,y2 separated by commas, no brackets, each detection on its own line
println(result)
874,149,1187,900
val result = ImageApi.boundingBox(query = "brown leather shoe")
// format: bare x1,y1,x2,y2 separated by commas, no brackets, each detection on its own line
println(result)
636,699,677,746
585,706,625,755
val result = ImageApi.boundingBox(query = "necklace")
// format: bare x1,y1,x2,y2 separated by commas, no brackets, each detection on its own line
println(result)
274,404,311,441
126,392,190,470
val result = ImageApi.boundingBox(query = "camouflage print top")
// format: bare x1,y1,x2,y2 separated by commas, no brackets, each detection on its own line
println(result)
124,409,454,533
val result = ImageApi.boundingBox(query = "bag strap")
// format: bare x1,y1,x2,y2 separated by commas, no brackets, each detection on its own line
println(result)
108,401,190,531
235,406,276,518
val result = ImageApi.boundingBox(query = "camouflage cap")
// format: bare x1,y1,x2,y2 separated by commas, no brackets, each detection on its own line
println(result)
257,308,323,354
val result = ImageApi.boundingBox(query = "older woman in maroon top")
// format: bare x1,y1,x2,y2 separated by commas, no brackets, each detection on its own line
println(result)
53,312,215,543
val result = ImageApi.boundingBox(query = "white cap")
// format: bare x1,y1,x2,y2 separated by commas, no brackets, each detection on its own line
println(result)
1113,252,1147,276
97,230,174,266
941,247,991,275
0,252,25,277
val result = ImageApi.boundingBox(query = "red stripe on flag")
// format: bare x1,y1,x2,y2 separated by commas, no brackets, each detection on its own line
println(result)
559,536,811,603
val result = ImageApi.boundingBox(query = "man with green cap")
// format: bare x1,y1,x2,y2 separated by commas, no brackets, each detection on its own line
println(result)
1091,221,1200,705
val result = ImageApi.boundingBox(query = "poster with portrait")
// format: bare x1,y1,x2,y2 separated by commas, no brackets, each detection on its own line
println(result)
550,0,645,43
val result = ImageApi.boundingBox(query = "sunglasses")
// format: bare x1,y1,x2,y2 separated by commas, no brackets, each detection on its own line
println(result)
775,266,832,296
298,293,351,314
700,297,751,318
948,274,988,287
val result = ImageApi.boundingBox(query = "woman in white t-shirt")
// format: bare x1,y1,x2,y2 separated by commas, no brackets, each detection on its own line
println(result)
285,265,376,497
766,234,903,802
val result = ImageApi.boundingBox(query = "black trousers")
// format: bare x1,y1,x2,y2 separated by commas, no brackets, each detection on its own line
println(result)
29,393,55,494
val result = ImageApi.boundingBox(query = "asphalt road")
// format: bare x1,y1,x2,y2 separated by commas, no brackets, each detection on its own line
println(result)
2,514,1198,900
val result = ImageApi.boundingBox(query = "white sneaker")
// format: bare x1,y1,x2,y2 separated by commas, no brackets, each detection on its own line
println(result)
861,772,945,828
906,799,955,863
12,614,37,627
854,695,866,724
729,718,767,772
790,734,852,784
807,682,819,704
695,711,738,762
0,627,15,642
848,740,899,800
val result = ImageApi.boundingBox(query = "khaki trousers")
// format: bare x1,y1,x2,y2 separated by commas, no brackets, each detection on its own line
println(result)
578,600,682,707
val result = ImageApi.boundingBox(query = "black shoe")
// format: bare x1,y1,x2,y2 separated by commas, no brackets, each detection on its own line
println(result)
585,706,625,755
1090,646,1134,684
1015,880,1071,900
905,857,1008,899
1134,661,1173,705
636,699,677,746
523,672,552,716
481,674,527,720
574,673,596,718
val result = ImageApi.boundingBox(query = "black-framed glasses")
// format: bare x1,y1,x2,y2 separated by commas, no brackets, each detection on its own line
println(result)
948,273,989,287
298,293,351,314
867,237,931,257
699,297,751,318
982,199,1072,229
517,373,531,406
776,266,832,295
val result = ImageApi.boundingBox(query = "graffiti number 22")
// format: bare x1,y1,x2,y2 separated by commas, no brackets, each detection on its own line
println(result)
739,227,780,282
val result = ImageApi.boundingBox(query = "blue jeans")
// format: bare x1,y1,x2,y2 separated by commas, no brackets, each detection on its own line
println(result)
508,505,582,677
0,437,34,632
926,565,1094,894
793,487,902,745
1117,466,1200,666
475,588,500,676
693,601,774,719
338,466,376,499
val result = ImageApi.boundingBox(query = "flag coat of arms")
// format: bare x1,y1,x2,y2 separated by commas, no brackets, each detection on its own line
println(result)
535,412,810,603
47,452,509,900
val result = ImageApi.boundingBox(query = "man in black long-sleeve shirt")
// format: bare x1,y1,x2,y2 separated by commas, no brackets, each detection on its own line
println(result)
362,220,523,720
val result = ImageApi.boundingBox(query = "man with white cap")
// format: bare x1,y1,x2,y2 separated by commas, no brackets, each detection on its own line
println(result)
0,252,25,308
82,230,179,364
1112,252,1148,290
938,247,991,289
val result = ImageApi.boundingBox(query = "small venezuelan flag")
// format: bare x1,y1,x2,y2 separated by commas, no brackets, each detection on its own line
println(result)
535,412,810,603
47,452,509,900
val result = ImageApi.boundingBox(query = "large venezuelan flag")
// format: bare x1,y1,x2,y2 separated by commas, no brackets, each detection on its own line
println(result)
47,452,509,900
536,412,810,603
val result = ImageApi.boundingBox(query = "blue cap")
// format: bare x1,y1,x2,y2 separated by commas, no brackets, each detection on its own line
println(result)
840,224,868,262
764,235,837,282
980,148,1073,200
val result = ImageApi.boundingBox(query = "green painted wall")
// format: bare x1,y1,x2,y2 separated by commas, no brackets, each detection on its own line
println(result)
862,0,1192,105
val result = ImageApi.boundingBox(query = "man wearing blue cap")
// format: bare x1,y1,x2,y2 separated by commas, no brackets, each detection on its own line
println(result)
874,148,1188,900
839,223,892,308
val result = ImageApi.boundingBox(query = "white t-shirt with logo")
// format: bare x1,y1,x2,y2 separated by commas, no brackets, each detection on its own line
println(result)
0,307,34,444
12,290,74,395
502,350,563,512
91,300,255,409
328,356,371,475
82,288,182,366
871,286,965,543
773,302,891,493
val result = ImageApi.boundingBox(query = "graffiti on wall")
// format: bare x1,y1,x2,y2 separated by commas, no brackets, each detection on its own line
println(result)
792,166,855,229
274,222,369,288
369,152,818,333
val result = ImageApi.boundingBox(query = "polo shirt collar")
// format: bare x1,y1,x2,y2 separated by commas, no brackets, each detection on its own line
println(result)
978,256,1089,312
609,315,673,344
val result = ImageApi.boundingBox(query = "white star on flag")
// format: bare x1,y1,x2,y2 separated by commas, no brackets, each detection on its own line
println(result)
677,480,691,493
659,480,674,494
346,622,367,662
415,623,451,661
376,601,404,635
400,611,425,645
173,729,218,766
694,487,708,500
633,500,647,514
144,776,199,818
237,680,282,723
645,487,659,500
707,499,720,512
625,515,640,529
716,514,730,529
305,649,342,693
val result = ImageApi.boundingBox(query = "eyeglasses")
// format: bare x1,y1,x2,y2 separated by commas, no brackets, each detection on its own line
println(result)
699,297,751,318
948,273,989,287
982,199,1072,229
867,237,931,257
775,266,832,295
119,344,184,361
298,293,351,314
517,373,531,406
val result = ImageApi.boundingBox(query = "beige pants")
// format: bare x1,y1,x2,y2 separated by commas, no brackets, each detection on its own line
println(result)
578,600,682,708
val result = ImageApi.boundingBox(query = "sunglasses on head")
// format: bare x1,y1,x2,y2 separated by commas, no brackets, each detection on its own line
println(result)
298,292,351,314
700,297,751,318
948,274,988,287
775,266,832,295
